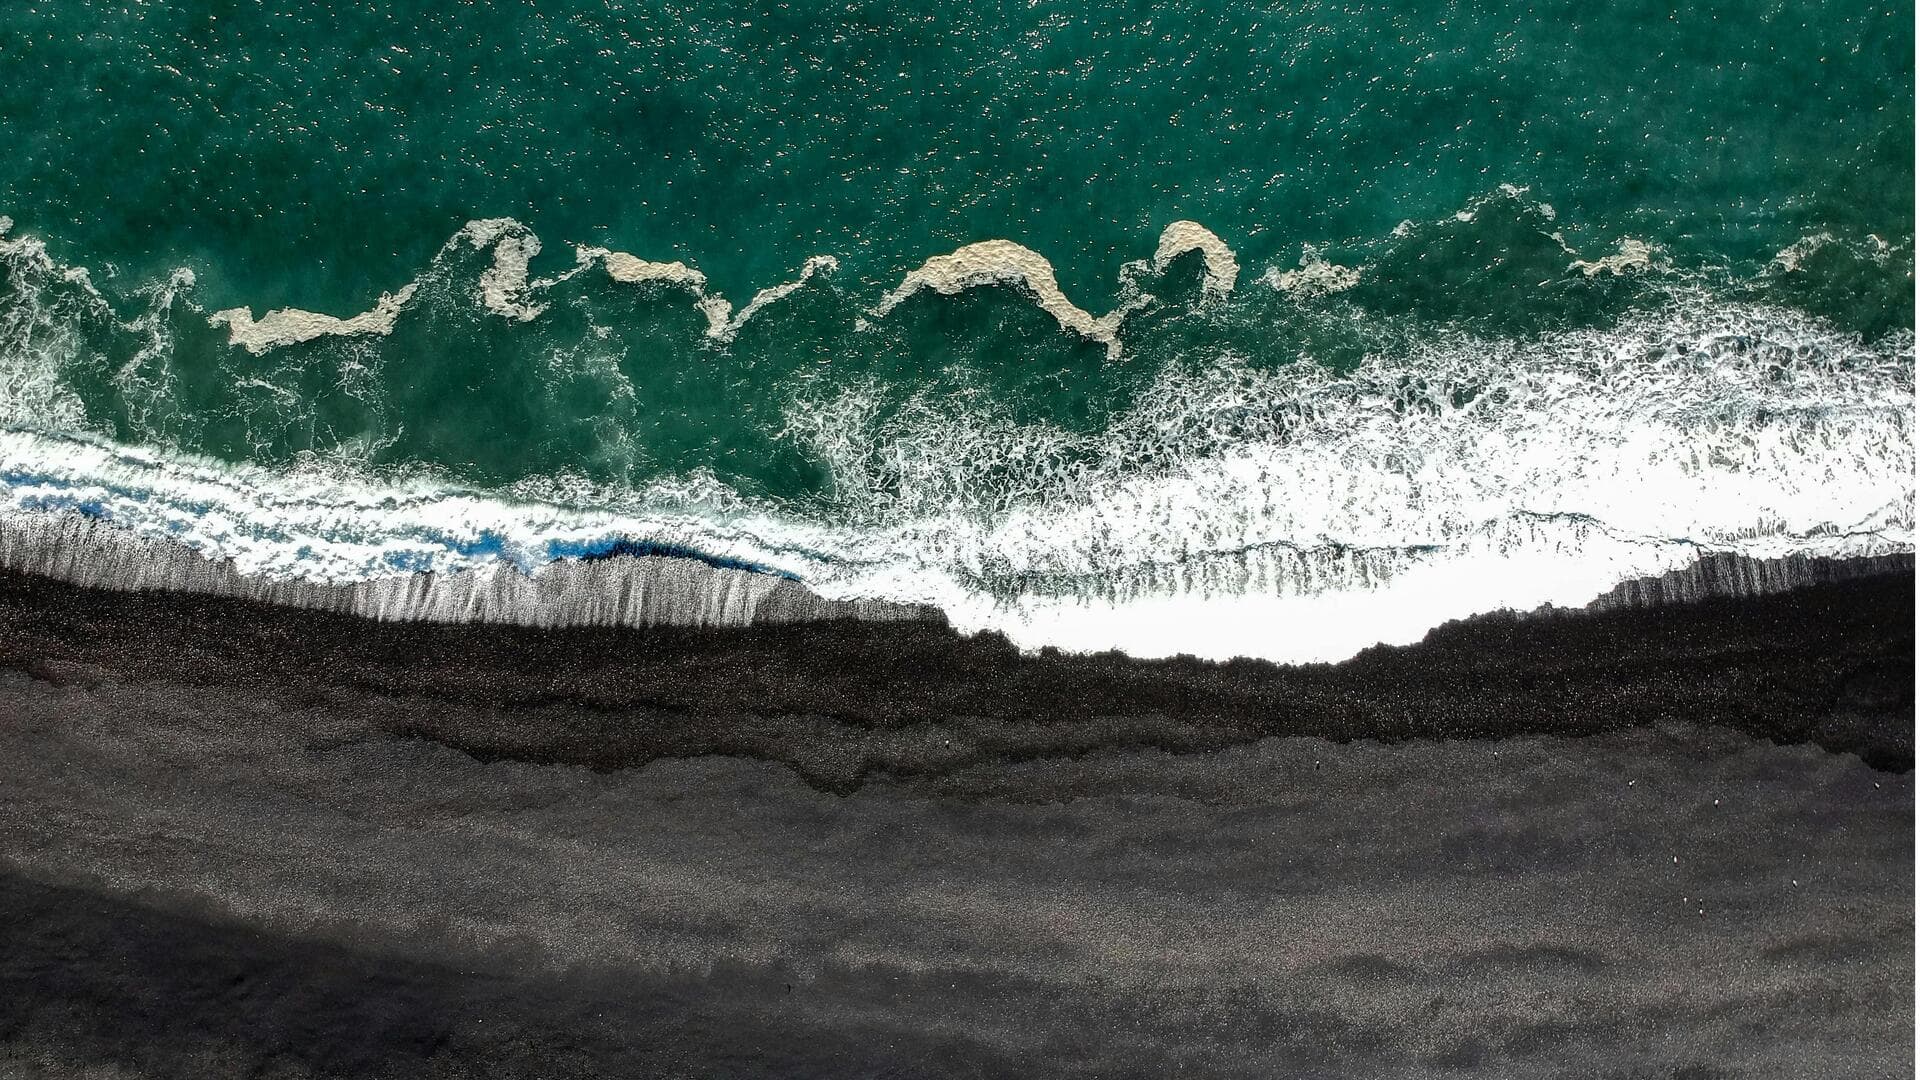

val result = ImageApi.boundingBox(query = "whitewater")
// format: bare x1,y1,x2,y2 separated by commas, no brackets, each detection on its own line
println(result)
0,210,1907,662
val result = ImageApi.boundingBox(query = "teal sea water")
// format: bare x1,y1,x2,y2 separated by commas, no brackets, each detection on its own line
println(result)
0,0,1912,660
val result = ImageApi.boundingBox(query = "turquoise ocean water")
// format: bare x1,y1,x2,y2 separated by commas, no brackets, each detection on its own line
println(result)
0,1,1912,660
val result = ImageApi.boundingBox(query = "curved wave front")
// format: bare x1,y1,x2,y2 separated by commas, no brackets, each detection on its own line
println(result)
0,279,1906,662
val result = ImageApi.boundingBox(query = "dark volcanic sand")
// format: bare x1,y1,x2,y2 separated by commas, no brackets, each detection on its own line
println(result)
0,569,1912,1077
0,565,1910,784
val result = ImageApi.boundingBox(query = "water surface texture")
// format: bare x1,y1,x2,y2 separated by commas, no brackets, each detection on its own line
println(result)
0,0,1911,659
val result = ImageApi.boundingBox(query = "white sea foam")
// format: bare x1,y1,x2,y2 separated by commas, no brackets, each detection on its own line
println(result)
24,213,1245,367
200,218,841,352
1262,245,1362,298
205,217,545,348
15,193,1762,378
0,428,830,583
1766,231,1895,275
582,247,839,342
873,238,1130,356
463,217,549,320
0,208,1909,663
1570,238,1663,278
0,219,125,432
589,248,712,290
781,299,1913,659
871,222,1243,357
0,296,1907,663
724,255,841,337
1152,220,1239,297
0,509,926,628
210,284,420,354
1770,233,1837,274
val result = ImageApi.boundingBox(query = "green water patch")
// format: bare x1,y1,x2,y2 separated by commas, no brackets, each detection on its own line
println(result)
1733,237,1917,341
1,0,1908,319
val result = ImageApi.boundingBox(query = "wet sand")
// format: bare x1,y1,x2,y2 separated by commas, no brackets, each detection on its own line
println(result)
0,566,1911,1077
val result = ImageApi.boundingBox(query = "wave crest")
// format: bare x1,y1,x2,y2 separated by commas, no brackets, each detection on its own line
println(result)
0,292,1905,662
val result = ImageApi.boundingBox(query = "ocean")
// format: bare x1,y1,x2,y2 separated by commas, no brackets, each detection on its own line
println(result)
0,0,1911,662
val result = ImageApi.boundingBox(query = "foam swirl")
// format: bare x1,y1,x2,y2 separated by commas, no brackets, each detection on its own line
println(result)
871,221,1241,357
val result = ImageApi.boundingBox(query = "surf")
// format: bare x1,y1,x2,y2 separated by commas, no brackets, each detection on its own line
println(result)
0,282,1904,663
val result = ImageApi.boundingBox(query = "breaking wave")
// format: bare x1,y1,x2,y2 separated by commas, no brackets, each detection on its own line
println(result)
0,239,1906,661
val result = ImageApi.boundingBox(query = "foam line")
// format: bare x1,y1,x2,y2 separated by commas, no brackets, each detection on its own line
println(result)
0,500,1905,664
1569,238,1660,277
201,219,841,352
31,212,1238,362
463,217,549,320
1767,232,1894,274
870,222,1243,357
0,215,1910,664
938,519,1893,663
723,255,841,338
1152,220,1239,297
0,512,935,628
581,248,839,342
591,249,712,291
207,217,542,350
210,284,419,355
1586,550,1914,610
1262,244,1362,297
0,291,1907,665
872,239,1125,355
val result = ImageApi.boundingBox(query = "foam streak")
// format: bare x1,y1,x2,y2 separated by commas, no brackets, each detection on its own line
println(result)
870,222,1242,357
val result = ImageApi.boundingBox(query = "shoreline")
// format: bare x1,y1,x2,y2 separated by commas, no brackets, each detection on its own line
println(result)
0,513,943,629
0,549,1908,783
0,509,1909,632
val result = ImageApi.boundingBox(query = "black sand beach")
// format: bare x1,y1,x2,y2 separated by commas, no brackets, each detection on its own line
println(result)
0,564,1912,1077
